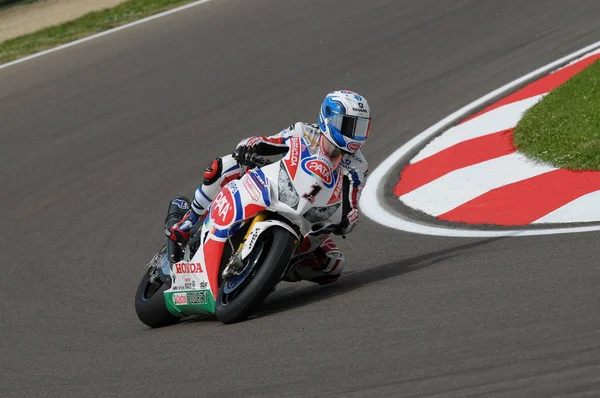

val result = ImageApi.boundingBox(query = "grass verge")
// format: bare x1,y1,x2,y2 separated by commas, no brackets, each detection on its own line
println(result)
514,60,600,171
0,0,197,64
0,0,35,7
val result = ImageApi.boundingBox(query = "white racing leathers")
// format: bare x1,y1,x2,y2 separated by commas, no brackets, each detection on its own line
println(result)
190,122,368,283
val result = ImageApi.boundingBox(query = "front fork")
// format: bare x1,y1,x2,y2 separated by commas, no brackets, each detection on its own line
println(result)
222,212,268,279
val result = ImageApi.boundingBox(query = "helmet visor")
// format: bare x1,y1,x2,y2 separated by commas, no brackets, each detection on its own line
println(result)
329,114,370,140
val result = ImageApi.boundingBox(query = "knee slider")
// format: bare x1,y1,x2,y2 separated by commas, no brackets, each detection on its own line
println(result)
323,250,345,274
203,158,223,186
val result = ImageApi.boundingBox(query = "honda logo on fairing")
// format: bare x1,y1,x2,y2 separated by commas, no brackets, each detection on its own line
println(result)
174,262,204,274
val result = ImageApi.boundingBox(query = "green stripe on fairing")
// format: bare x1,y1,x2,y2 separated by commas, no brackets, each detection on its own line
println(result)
164,289,216,317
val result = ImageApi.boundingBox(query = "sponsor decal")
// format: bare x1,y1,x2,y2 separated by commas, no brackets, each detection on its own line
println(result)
243,176,261,202
346,208,359,224
249,169,270,206
283,137,301,179
212,188,235,227
246,228,260,251
172,198,189,210
228,181,239,194
250,171,267,189
199,281,208,289
173,293,188,306
302,156,334,187
328,174,344,204
187,291,208,305
174,262,204,274
347,142,361,152
352,107,368,114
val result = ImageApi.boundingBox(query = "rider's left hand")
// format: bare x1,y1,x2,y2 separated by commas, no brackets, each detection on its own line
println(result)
334,209,358,235
232,145,257,166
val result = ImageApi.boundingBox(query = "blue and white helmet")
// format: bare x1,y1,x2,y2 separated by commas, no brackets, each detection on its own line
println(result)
318,90,371,154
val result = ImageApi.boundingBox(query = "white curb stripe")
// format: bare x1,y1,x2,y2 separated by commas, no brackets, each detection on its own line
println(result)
561,47,600,69
410,95,544,164
400,153,556,216
0,0,214,71
359,39,600,237
532,190,600,224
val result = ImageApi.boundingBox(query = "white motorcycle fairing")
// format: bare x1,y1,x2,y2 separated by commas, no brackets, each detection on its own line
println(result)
163,136,344,315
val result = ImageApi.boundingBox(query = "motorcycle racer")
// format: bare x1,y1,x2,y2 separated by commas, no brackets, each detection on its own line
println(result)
165,90,370,285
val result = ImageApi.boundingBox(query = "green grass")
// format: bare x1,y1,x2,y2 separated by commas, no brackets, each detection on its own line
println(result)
513,60,600,171
0,0,197,64
0,0,36,8
0,0,33,7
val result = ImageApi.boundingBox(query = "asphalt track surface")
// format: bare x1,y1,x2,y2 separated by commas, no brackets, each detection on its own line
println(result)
2,1,600,396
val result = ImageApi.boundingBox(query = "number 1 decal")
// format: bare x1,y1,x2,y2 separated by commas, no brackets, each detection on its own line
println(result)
302,184,322,203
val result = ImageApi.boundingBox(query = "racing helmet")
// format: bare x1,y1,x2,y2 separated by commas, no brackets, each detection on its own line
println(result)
318,90,371,154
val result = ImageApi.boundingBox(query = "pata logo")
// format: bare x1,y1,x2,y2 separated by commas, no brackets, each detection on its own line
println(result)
347,142,361,152
305,159,332,185
212,189,235,227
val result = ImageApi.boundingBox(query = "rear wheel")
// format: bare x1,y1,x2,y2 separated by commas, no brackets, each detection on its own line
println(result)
134,247,179,328
215,226,296,324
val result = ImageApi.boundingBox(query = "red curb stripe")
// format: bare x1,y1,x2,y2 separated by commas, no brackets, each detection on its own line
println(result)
461,53,600,124
394,129,516,196
437,169,600,225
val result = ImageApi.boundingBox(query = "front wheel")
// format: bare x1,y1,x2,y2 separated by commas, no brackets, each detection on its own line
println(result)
215,226,296,324
134,246,179,328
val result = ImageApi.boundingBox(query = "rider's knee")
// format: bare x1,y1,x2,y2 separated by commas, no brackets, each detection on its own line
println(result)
322,250,345,274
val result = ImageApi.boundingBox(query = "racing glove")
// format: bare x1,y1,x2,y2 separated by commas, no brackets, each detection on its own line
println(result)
233,144,269,167
232,145,258,166
333,208,359,236
165,212,193,243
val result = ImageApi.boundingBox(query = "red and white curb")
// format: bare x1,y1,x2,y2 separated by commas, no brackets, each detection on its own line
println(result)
360,40,600,237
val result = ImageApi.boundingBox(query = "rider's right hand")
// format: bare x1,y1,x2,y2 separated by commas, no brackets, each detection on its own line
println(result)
165,212,193,243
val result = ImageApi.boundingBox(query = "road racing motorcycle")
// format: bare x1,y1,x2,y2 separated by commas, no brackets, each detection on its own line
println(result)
135,136,346,326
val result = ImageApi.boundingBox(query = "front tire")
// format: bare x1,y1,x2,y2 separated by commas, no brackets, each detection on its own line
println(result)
135,248,179,328
215,226,296,324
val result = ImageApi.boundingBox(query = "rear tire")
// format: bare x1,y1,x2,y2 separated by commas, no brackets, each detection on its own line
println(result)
134,249,179,328
215,227,296,324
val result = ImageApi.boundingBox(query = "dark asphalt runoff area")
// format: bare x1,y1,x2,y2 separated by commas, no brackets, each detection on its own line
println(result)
2,0,600,396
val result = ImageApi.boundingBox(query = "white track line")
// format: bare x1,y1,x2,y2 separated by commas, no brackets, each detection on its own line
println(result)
532,190,600,224
0,0,214,71
410,95,544,163
359,40,600,237
400,153,556,216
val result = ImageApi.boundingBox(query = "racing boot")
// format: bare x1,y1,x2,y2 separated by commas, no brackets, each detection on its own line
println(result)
283,237,345,285
164,196,193,243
